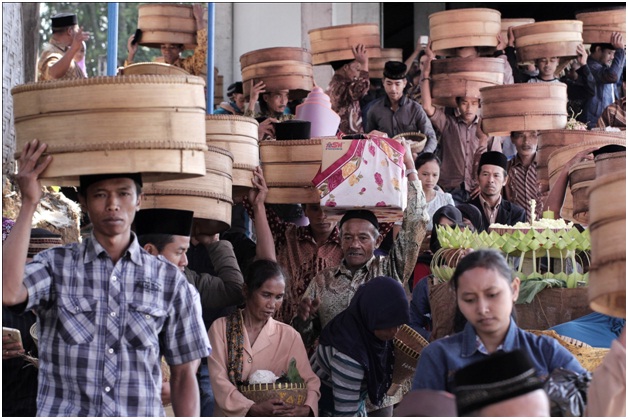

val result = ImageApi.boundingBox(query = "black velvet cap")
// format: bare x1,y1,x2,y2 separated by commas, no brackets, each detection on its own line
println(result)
51,13,77,28
592,144,625,157
453,350,544,416
134,208,193,237
330,59,353,71
383,61,407,80
79,173,143,194
478,151,508,173
339,209,379,231
274,120,311,140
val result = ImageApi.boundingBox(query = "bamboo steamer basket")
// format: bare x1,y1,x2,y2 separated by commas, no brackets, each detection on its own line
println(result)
238,382,307,406
587,171,626,318
265,186,320,204
512,21,583,63
429,8,501,57
138,4,197,50
568,160,596,225
480,83,568,136
369,48,403,79
500,18,535,41
308,23,382,66
142,146,234,235
12,75,207,186
260,139,323,186
431,57,505,108
388,325,429,396
205,115,260,194
576,9,626,44
120,62,190,76
537,129,624,187
547,134,625,222
594,150,626,178
240,47,314,100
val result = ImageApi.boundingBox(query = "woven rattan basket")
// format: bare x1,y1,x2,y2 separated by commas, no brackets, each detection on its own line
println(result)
393,132,427,154
388,325,429,396
238,382,307,406
119,62,190,76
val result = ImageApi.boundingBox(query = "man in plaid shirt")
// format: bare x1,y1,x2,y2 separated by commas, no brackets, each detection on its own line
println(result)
3,139,210,416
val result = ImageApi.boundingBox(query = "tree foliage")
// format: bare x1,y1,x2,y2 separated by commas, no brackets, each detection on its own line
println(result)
39,3,163,76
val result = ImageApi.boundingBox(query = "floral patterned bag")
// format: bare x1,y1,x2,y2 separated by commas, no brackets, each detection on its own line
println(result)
312,136,408,222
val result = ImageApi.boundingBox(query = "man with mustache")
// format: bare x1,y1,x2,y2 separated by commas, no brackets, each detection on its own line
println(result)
470,151,526,228
504,130,543,221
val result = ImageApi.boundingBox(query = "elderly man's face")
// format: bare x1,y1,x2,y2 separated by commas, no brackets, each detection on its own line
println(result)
160,44,183,64
340,219,380,270
511,130,538,159
263,90,289,114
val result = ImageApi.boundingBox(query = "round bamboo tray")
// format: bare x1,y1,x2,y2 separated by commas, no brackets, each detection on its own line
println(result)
576,9,626,44
240,47,314,100
369,48,404,79
138,4,197,50
12,75,208,186
429,8,501,57
205,115,259,190
501,18,535,41
260,139,323,186
120,62,190,76
594,150,626,178
587,171,626,318
480,83,568,136
265,186,320,204
431,57,505,108
388,325,429,396
512,20,583,63
141,146,234,235
568,160,595,225
238,382,307,406
308,23,382,66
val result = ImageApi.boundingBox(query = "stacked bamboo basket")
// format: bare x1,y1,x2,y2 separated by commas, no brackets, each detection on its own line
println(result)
308,23,382,66
429,8,501,57
137,3,197,50
576,9,626,44
11,75,208,186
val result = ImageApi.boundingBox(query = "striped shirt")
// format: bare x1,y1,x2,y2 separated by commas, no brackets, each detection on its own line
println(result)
597,97,626,130
311,345,368,416
21,233,211,416
506,154,542,221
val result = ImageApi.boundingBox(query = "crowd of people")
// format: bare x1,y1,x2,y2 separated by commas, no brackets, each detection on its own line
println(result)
3,7,627,418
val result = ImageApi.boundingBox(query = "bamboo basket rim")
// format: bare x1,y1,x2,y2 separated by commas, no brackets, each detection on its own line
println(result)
429,7,501,19
513,20,584,31
259,138,325,146
11,75,206,94
205,145,235,161
240,46,312,57
308,22,379,34
576,9,627,19
138,3,192,11
143,188,234,204
122,61,191,74
480,82,567,94
205,114,260,125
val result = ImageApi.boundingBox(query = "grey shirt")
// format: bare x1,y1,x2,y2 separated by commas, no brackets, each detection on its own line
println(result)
366,95,438,153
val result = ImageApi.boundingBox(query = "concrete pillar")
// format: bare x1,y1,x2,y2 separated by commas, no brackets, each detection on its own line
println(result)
214,3,234,89
301,3,334,89
414,3,445,44
21,2,40,84
3,3,24,174
352,3,380,24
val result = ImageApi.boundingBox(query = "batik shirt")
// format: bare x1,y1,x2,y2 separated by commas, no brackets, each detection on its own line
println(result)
21,232,210,416
506,154,542,221
38,38,86,81
326,69,370,135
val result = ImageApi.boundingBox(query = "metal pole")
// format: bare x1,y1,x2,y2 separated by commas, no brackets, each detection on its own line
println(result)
107,3,119,76
206,3,215,113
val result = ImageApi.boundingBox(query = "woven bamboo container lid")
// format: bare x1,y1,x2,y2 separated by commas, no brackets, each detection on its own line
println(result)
594,150,626,177
512,21,583,63
12,75,208,186
480,83,568,136
568,160,596,225
142,145,234,235
308,23,382,66
576,9,626,44
587,171,626,318
138,4,197,50
240,47,314,100
120,62,190,76
260,139,324,186
500,18,535,40
429,8,501,57
369,48,404,79
431,57,505,107
205,115,259,192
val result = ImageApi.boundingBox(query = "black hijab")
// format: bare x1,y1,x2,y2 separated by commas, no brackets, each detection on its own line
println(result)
429,205,466,254
456,203,485,233
319,276,409,405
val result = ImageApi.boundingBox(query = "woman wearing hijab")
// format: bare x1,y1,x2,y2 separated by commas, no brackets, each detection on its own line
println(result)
456,203,484,233
310,276,409,416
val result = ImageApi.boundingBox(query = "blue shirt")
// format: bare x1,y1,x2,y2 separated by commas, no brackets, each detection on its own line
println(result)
22,233,211,416
412,319,585,392
582,48,626,128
